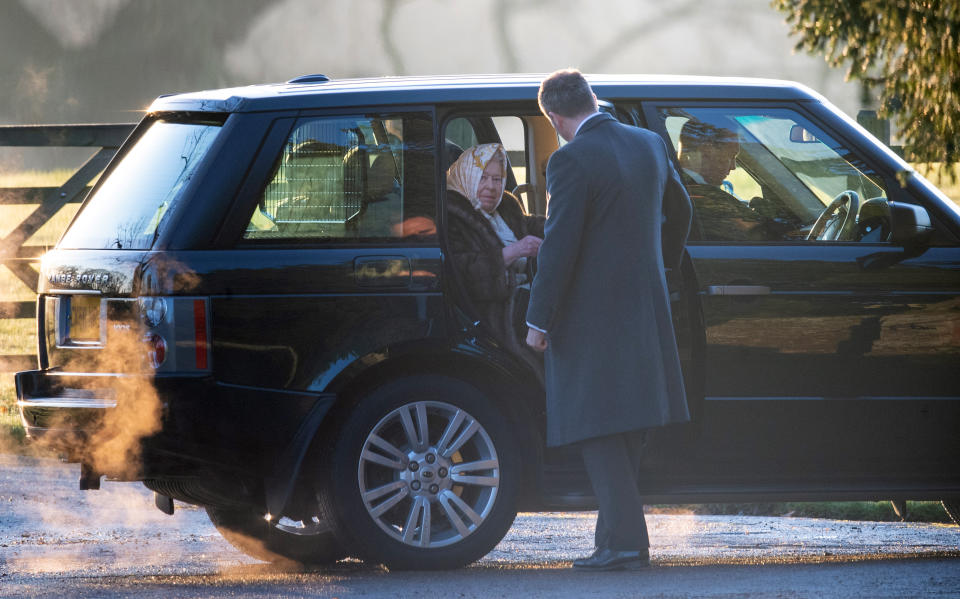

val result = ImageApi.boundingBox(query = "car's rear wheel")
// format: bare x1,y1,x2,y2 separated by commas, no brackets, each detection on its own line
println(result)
318,375,520,570
942,500,960,525
206,506,345,564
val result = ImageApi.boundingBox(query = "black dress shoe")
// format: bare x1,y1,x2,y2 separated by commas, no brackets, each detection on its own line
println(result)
572,547,650,571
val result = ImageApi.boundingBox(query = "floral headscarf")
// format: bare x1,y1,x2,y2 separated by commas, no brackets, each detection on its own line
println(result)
446,143,508,213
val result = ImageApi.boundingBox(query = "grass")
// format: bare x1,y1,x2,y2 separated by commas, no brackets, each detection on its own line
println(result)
914,163,960,202
0,317,31,450
0,274,36,454
0,318,37,355
0,168,87,188
0,201,81,247
0,377,26,448
661,501,953,524
0,169,73,452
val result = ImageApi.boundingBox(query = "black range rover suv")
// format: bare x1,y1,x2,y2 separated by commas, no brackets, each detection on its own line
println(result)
16,74,960,569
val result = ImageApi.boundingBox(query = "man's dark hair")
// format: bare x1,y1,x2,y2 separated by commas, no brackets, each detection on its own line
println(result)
679,119,739,149
538,69,596,118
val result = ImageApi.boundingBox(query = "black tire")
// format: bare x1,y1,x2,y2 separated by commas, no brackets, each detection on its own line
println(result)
206,506,345,565
942,500,960,525
318,375,520,570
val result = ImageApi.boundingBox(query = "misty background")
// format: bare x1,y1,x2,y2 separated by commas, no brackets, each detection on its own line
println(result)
0,0,864,129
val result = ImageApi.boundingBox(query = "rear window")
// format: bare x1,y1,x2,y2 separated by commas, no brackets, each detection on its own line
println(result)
59,117,223,249
242,112,437,242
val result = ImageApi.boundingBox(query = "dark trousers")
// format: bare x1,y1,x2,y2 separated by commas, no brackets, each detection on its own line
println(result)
579,430,649,551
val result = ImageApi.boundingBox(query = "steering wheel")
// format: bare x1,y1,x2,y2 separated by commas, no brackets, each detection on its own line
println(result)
806,190,860,241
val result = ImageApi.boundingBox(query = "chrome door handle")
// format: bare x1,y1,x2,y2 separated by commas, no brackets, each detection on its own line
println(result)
705,285,771,296
354,256,411,288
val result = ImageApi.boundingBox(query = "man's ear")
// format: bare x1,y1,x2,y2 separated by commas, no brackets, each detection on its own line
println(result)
683,151,702,170
546,112,561,132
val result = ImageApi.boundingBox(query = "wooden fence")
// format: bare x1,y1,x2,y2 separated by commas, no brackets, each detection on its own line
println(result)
0,123,135,372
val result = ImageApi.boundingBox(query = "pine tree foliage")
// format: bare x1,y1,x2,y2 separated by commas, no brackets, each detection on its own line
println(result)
773,0,960,167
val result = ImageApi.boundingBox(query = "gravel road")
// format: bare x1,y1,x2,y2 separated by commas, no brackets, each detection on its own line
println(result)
2,453,959,598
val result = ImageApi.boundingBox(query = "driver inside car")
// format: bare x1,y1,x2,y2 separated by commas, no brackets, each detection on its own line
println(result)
677,119,772,241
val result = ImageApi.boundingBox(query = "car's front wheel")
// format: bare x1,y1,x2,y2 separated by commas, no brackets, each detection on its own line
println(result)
318,375,520,570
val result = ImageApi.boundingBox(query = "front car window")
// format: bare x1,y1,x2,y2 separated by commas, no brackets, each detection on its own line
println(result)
59,117,223,249
657,107,889,243
243,113,436,242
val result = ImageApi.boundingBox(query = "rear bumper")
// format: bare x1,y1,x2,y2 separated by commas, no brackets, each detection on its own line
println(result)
16,369,206,439
15,369,214,472
15,369,333,480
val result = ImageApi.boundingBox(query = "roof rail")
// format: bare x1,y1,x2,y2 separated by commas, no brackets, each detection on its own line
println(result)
287,74,331,84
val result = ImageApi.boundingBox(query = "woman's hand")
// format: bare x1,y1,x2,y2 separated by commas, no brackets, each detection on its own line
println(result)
502,235,542,267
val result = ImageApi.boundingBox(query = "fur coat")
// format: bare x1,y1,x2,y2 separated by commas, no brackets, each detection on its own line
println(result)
446,190,545,360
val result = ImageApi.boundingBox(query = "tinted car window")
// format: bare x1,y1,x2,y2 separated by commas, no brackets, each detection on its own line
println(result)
658,107,889,243
244,113,437,242
445,117,478,155
59,118,223,249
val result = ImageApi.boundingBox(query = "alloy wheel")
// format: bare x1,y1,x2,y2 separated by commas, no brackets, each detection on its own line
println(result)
357,400,501,549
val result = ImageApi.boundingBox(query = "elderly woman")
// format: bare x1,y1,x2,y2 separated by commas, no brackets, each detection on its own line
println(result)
447,143,545,358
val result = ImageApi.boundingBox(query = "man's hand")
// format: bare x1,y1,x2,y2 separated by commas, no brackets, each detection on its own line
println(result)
526,327,548,352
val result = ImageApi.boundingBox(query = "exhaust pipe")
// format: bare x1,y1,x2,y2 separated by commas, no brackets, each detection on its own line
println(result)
78,461,101,490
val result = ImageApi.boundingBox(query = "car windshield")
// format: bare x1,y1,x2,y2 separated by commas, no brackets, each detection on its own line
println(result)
59,117,223,250
732,112,886,207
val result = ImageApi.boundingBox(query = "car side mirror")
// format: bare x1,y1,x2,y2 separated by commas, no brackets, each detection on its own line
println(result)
889,201,934,246
789,125,819,143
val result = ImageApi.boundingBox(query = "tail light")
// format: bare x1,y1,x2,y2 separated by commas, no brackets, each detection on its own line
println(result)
144,332,167,368
41,295,211,373
135,296,210,372
138,296,168,327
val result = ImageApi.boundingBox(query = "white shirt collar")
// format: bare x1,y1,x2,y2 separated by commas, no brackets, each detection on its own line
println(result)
683,167,707,184
574,112,604,137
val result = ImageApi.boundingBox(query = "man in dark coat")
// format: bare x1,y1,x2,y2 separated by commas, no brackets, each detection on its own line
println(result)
525,69,693,571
